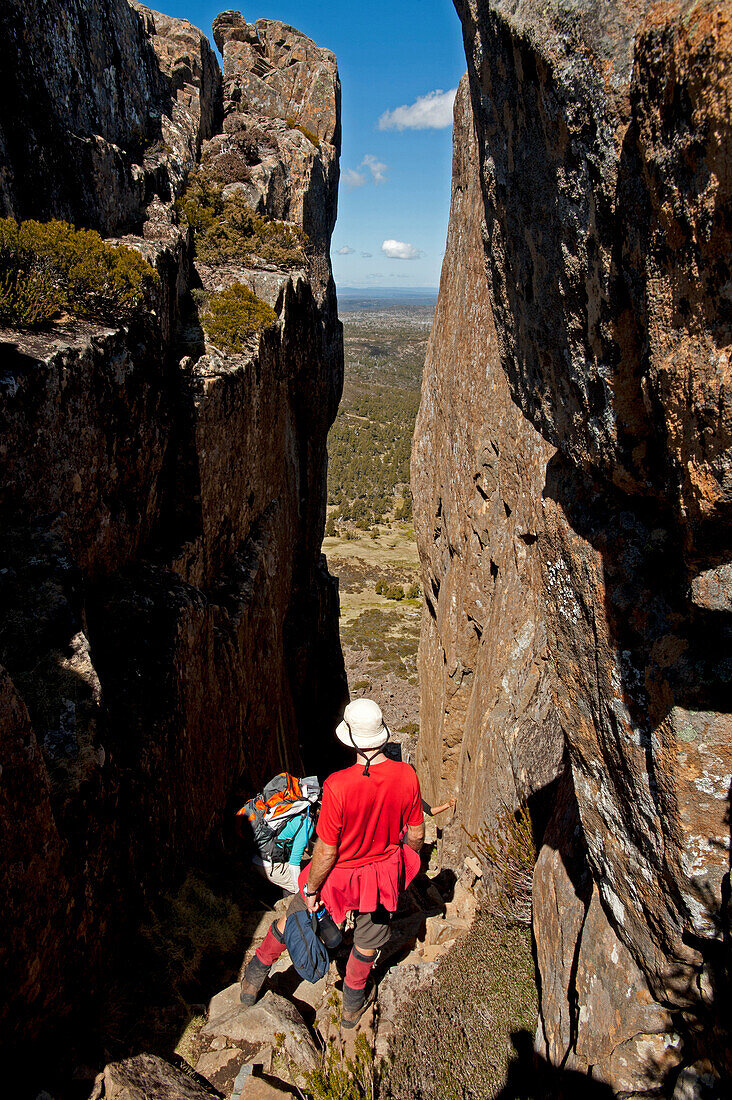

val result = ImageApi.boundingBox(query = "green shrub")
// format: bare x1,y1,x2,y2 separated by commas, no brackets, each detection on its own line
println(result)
176,168,306,267
0,217,158,327
463,804,535,924
286,117,321,148
385,584,405,601
325,515,337,537
203,283,277,353
406,582,420,599
394,492,413,521
0,269,59,325
141,872,243,990
177,172,223,235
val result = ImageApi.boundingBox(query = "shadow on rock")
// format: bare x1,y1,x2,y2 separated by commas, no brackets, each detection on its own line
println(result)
494,1030,617,1100
642,784,732,1095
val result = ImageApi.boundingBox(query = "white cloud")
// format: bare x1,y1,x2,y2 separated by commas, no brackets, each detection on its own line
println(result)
378,88,457,131
361,154,387,185
336,245,355,255
381,239,423,260
342,168,366,189
341,156,389,191
361,251,372,258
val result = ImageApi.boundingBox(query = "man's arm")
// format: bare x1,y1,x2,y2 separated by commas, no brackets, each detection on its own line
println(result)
302,837,339,912
405,822,425,853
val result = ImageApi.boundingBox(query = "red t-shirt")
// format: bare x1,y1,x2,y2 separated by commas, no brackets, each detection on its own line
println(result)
316,759,423,868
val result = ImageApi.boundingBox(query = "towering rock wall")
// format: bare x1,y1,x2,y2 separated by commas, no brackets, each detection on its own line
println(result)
415,0,730,1089
412,77,562,861
0,1,344,1062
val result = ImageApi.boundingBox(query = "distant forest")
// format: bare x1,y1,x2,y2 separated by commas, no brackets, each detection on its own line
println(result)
326,302,434,532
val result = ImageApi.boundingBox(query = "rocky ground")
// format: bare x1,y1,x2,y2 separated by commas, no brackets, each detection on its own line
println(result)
87,823,537,1100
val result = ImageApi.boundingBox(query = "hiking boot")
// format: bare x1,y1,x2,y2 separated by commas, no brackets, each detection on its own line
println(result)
239,954,270,1007
340,981,377,1030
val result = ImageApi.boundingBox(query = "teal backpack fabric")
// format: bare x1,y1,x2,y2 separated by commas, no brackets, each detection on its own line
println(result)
283,910,330,983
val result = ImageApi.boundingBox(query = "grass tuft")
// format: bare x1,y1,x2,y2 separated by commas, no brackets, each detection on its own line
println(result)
463,804,535,925
286,117,322,148
302,1034,375,1100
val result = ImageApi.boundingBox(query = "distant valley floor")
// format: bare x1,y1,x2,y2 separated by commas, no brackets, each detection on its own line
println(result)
324,291,436,736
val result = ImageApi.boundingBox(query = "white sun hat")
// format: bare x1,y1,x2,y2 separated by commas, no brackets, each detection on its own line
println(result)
335,698,390,751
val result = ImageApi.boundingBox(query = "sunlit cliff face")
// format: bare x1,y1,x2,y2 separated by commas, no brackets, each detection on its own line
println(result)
415,0,731,1089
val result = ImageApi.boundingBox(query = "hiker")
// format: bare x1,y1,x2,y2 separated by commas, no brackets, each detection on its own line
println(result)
240,698,425,1029
237,774,320,894
423,795,456,817
384,741,456,817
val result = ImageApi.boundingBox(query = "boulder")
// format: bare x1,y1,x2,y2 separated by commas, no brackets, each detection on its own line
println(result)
200,988,319,1085
0,0,218,234
236,1075,298,1100
374,960,439,1060
0,667,70,1046
0,1,345,1081
412,75,563,869
89,1053,222,1099
208,11,341,268
416,0,731,1088
377,961,439,1024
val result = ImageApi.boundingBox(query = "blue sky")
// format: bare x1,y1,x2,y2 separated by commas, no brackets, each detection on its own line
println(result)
148,2,466,288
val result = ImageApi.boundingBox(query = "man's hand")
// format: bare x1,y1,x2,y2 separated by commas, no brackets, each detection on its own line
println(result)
303,888,320,915
406,822,425,853
301,838,338,911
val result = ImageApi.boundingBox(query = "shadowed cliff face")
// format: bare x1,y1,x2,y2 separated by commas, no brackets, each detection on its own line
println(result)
0,0,219,235
416,0,730,1089
0,1,344,1066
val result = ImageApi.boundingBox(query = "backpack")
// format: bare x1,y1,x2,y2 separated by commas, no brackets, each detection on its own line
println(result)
236,772,318,866
283,909,330,983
